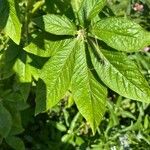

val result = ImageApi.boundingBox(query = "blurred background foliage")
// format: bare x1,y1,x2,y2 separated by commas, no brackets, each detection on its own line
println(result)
0,0,150,149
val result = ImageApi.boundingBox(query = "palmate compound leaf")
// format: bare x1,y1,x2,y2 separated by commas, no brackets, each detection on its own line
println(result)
33,14,77,35
91,17,150,52
4,0,22,44
71,39,107,134
89,42,150,103
35,39,78,114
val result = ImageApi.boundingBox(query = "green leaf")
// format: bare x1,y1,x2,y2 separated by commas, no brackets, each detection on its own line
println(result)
4,0,22,44
83,0,106,20
71,39,107,133
24,33,70,57
91,17,150,52
1,90,29,111
35,39,77,114
33,14,77,35
0,0,9,30
9,112,24,135
0,42,19,80
144,115,149,129
71,0,84,13
0,102,12,138
24,33,70,80
2,100,24,135
6,136,25,150
90,43,150,103
14,51,31,101
13,51,30,84
77,0,106,26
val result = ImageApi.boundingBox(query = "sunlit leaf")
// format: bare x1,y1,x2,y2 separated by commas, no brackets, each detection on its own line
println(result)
71,39,107,133
91,17,150,52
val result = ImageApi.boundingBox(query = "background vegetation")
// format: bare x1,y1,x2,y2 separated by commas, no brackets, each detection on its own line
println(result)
0,0,150,150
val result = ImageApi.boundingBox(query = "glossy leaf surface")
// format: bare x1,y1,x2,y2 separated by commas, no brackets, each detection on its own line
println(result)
33,14,77,35
91,18,150,52
4,0,22,44
90,44,150,103
83,0,107,20
71,40,107,133
24,33,71,57
35,39,77,114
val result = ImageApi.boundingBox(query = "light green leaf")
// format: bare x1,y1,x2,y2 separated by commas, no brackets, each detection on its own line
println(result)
91,17,150,52
14,51,38,83
83,0,106,20
71,39,107,134
35,39,77,114
4,0,22,44
33,14,77,35
78,0,106,26
13,51,31,101
6,136,25,150
24,33,71,57
14,52,31,83
144,115,149,129
0,102,12,138
90,43,150,103
71,0,84,13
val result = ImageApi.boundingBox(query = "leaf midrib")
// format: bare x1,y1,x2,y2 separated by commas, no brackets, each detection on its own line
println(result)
96,29,139,38
47,41,76,104
45,16,75,33
93,45,146,98
83,49,97,128
103,54,146,97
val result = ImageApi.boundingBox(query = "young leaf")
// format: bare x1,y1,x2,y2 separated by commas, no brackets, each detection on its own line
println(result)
0,103,12,138
6,136,25,150
90,43,150,103
71,40,107,133
91,17,150,52
35,39,77,114
4,0,22,44
33,14,77,35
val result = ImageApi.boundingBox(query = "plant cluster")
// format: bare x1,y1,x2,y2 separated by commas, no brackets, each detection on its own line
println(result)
0,0,150,149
